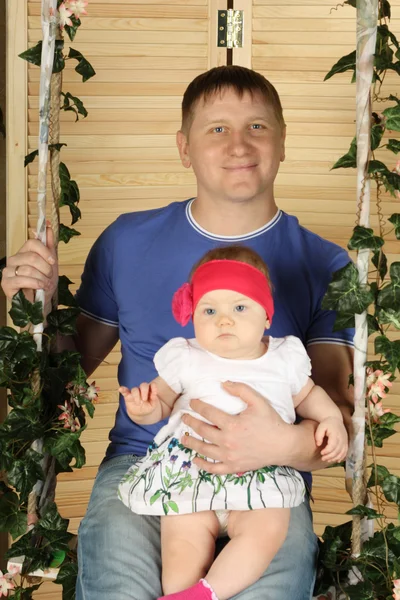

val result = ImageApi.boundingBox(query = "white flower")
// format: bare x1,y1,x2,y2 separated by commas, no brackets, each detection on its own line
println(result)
58,2,73,28
86,381,100,402
68,0,88,18
0,571,14,597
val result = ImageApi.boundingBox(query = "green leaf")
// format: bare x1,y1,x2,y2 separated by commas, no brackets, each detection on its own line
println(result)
382,474,400,505
379,412,400,427
322,262,374,315
346,505,384,519
0,489,28,539
64,14,81,42
58,275,78,308
389,213,400,239
50,143,67,152
371,124,384,151
387,138,400,153
59,224,81,244
167,500,179,513
19,40,65,73
367,314,380,336
383,103,400,131
374,335,400,372
348,225,384,252
10,586,41,600
150,491,162,505
367,464,390,488
9,290,43,327
372,250,388,281
47,308,80,336
59,163,81,225
68,48,96,82
324,50,356,82
24,149,39,167
368,160,388,174
332,137,357,170
332,313,355,332
382,170,400,196
61,92,88,121
377,262,400,308
376,306,400,329
344,0,356,6
8,449,45,502
55,561,79,600
379,0,391,19
0,326,19,352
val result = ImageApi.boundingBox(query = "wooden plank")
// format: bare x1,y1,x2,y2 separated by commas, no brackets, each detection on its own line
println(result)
28,4,208,18
28,16,208,32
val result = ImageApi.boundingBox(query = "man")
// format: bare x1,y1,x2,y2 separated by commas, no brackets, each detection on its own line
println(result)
2,66,354,599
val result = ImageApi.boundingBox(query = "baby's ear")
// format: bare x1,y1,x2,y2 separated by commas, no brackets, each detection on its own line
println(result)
265,318,271,329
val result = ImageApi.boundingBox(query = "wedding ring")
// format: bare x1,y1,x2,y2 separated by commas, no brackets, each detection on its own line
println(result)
14,266,20,277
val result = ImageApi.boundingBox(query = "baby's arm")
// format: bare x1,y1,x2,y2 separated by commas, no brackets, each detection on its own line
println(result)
119,376,179,425
294,378,348,463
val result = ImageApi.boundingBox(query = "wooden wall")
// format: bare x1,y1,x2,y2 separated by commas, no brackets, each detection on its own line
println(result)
5,1,400,597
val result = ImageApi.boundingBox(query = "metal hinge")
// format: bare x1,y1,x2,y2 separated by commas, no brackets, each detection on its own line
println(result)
217,9,243,48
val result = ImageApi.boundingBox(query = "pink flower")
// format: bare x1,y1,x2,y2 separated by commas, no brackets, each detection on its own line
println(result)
393,579,400,600
172,282,193,326
68,0,88,18
58,2,73,28
0,571,15,597
366,369,392,402
57,403,80,431
368,399,390,423
395,160,400,175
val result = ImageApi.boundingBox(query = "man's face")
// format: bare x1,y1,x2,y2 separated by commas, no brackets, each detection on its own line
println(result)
193,289,269,359
177,88,285,205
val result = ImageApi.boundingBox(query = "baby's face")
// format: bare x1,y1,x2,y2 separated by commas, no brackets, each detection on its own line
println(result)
193,289,269,359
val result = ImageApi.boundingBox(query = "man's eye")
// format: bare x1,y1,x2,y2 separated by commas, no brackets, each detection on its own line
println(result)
250,124,263,130
213,126,225,133
205,308,216,315
235,305,246,312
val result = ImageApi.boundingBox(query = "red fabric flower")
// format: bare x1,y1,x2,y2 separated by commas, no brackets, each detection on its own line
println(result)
172,283,193,326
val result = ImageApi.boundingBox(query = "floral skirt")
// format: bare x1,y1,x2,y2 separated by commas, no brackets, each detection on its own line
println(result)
118,427,306,516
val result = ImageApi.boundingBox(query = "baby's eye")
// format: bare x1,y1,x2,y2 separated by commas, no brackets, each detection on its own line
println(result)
204,308,216,315
213,126,225,133
235,305,246,312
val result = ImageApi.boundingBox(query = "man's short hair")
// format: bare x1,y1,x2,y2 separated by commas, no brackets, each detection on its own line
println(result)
181,65,285,134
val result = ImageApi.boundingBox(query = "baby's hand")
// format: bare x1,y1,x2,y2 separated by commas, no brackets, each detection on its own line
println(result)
119,382,159,421
315,416,348,463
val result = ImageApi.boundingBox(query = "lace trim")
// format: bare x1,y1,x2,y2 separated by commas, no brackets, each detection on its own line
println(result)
200,579,219,600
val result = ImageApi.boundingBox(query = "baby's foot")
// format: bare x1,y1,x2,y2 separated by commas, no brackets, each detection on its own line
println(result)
158,579,218,600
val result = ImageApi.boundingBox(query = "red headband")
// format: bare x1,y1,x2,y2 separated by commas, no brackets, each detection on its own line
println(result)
172,259,274,326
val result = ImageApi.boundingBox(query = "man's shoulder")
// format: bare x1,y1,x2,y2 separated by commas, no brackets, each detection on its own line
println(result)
112,199,189,233
280,212,349,268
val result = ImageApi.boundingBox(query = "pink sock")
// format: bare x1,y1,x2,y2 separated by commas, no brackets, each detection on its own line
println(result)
158,579,219,600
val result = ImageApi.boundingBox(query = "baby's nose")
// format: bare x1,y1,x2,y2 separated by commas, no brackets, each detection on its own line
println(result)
217,314,234,326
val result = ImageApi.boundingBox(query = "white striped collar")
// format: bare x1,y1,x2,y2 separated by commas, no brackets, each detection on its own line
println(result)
185,198,282,242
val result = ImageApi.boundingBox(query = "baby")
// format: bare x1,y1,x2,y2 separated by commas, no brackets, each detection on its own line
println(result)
118,246,348,600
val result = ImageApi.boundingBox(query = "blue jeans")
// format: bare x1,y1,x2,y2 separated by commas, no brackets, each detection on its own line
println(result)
76,455,318,600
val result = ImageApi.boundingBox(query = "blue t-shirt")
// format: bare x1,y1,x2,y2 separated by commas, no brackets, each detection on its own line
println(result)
76,199,354,475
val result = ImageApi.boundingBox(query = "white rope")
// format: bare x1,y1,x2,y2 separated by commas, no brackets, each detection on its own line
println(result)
32,0,58,350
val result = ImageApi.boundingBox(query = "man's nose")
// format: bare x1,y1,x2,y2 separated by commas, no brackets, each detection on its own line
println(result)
228,131,250,156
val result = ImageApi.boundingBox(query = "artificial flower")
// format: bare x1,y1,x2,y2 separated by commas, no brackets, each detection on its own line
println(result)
366,368,392,402
368,399,390,423
68,0,88,18
172,283,193,326
0,571,14,597
86,381,100,402
58,2,73,28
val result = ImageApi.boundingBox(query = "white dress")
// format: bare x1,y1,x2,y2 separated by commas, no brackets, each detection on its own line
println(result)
118,335,311,516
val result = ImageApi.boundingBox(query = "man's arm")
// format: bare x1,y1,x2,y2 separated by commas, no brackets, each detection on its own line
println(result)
180,344,353,475
59,313,119,377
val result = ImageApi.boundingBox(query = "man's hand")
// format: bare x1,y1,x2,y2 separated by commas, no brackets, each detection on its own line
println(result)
1,224,58,303
180,381,295,475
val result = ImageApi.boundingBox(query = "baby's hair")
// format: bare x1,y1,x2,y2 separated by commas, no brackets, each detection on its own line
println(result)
190,246,270,282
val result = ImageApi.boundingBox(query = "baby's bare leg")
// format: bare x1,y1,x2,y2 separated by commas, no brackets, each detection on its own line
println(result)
161,511,219,595
207,508,290,600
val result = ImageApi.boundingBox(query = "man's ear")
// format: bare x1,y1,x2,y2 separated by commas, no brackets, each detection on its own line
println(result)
280,126,287,163
176,130,191,169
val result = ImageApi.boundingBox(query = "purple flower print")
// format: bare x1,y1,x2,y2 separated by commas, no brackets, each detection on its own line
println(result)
169,455,178,463
181,461,191,471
